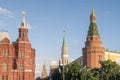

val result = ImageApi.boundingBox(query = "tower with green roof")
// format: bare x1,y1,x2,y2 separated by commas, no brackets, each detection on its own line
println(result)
82,8,105,68
59,31,69,66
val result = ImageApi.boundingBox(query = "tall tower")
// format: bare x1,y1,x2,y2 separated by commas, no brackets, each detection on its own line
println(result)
15,11,35,80
82,8,105,68
17,11,29,43
41,63,48,80
59,31,69,66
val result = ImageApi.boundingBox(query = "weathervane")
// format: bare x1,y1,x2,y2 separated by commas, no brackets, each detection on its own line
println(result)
22,10,26,16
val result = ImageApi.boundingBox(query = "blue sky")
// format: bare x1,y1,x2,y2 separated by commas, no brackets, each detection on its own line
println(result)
0,0,120,78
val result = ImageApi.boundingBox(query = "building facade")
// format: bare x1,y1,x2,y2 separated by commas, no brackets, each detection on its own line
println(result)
0,11,35,80
82,8,105,68
105,49,120,64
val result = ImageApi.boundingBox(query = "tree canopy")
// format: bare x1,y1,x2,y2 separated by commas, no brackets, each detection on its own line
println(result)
51,60,120,80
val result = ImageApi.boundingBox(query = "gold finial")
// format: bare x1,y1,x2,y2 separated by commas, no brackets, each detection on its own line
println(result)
91,8,95,15
22,10,26,16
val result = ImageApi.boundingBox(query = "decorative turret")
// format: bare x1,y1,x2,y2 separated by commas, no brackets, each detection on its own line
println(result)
21,11,27,29
59,31,69,66
82,8,105,68
17,11,29,43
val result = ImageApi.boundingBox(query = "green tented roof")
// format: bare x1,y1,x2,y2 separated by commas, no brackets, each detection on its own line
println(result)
62,33,67,47
87,23,100,37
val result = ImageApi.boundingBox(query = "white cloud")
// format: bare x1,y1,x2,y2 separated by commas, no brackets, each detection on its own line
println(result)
0,22,5,27
27,24,32,29
0,7,14,18
73,39,79,45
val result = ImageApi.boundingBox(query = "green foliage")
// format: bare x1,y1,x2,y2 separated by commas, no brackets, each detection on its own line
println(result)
100,60,120,80
51,68,61,80
65,62,81,80
51,60,120,80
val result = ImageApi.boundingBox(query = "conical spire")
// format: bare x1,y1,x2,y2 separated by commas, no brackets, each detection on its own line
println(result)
41,62,48,79
87,8,99,37
60,30,69,66
21,10,27,29
42,63,47,72
62,30,67,47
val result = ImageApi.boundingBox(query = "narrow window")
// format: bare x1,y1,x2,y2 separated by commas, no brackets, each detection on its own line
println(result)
2,63,8,72
22,33,24,37
5,50,8,57
20,64,24,71
2,76,4,80
22,75,24,80
18,75,21,80
6,76,8,80
20,50,24,58
3,50,9,57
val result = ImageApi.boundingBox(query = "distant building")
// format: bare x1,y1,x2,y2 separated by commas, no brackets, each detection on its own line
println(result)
59,31,69,66
82,8,105,68
50,61,58,73
73,56,83,66
41,63,48,80
75,49,120,67
0,11,35,80
105,49,120,64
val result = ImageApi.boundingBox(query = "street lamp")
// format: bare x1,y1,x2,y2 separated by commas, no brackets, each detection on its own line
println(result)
101,68,104,80
62,64,65,80
114,67,117,80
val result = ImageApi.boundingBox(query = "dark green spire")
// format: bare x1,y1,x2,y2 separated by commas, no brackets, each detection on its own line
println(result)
62,31,67,47
87,8,100,37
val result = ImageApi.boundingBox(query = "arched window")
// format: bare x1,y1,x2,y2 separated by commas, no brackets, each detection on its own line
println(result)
3,50,9,57
22,33,24,37
5,50,8,57
2,63,8,72
20,64,24,71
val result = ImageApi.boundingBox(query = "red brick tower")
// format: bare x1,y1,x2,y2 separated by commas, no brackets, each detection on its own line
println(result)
15,11,35,80
82,8,105,68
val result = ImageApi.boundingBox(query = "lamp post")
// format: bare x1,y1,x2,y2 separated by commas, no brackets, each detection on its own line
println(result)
114,67,116,80
101,68,104,80
62,64,65,80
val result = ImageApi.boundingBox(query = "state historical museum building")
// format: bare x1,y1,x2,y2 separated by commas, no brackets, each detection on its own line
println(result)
0,11,35,80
